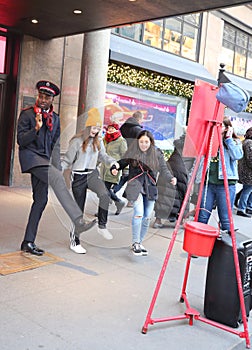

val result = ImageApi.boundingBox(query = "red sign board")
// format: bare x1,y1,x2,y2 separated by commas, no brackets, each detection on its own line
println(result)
183,80,225,157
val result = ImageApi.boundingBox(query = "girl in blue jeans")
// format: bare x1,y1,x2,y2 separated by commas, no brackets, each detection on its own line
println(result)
111,130,176,256
197,117,243,232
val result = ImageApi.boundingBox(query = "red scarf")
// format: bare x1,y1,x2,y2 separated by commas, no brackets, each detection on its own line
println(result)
35,102,54,132
104,130,121,143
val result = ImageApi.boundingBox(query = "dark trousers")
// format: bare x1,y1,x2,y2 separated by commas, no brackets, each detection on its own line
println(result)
113,173,128,193
72,169,110,227
105,181,120,202
24,165,83,243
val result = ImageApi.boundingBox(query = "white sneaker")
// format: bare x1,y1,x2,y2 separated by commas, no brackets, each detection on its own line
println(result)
97,227,113,240
140,244,148,256
70,243,87,254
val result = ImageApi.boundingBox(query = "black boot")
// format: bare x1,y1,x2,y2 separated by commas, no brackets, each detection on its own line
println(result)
234,190,241,208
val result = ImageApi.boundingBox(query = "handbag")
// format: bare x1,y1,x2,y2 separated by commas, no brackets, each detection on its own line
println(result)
216,82,250,113
144,176,158,200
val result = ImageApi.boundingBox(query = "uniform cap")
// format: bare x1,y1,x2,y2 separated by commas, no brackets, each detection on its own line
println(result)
36,80,60,97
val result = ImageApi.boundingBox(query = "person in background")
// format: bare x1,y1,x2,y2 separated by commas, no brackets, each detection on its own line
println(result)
17,80,96,256
234,189,252,213
236,127,252,218
61,108,119,254
197,117,243,233
111,130,177,256
153,133,194,228
120,110,143,146
113,110,144,207
100,123,127,215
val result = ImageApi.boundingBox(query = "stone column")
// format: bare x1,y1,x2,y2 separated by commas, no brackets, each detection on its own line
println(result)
77,29,111,131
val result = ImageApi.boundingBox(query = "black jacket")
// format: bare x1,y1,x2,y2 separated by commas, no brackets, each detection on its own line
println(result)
120,117,143,147
238,139,252,184
117,148,173,202
17,107,61,172
154,135,194,219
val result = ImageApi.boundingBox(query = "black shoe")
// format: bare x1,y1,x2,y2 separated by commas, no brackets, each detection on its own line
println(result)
237,210,251,218
234,191,241,208
246,208,252,215
131,242,142,256
140,244,148,256
21,241,44,256
227,228,239,235
74,217,96,236
168,215,176,223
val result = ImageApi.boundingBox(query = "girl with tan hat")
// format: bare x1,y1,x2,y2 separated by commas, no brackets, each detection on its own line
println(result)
62,107,119,253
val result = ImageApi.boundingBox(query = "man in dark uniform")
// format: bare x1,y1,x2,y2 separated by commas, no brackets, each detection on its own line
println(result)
17,80,96,256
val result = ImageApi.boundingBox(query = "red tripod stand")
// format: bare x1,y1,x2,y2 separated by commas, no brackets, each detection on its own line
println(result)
142,85,250,348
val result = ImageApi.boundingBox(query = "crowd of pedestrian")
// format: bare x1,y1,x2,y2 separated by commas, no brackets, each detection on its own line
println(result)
16,80,252,258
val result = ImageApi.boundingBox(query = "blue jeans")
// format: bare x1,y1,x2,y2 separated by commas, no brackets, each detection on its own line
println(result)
198,183,236,231
238,184,252,212
247,192,252,210
132,193,155,244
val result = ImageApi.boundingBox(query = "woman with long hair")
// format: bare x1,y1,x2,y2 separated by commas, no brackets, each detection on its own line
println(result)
62,108,118,253
111,130,176,256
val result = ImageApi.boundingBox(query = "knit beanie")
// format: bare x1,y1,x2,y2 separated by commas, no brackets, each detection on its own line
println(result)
107,123,120,130
85,107,102,127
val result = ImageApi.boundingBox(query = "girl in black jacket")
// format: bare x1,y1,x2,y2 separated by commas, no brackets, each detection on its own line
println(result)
111,130,176,256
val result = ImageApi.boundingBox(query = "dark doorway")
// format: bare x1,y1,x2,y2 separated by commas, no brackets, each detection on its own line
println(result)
0,30,21,185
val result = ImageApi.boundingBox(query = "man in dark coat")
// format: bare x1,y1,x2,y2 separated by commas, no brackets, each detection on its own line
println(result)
17,80,95,255
120,110,143,147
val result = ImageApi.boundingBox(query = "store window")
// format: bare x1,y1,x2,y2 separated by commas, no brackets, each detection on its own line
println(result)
164,15,200,60
0,28,7,73
143,20,163,49
112,23,142,41
222,23,252,79
112,13,201,62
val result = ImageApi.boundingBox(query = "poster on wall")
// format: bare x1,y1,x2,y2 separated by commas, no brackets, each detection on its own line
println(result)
224,109,252,138
105,82,187,150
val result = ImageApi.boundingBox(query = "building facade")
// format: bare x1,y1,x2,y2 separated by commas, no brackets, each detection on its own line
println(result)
0,5,252,186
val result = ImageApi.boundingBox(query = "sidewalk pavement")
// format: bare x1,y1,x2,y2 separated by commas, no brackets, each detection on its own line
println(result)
1,185,252,350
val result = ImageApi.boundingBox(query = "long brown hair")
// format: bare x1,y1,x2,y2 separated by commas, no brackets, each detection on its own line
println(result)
222,117,239,139
71,126,101,152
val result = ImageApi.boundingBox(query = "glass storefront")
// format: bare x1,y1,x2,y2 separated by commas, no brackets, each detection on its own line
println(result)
112,13,201,62
222,23,252,80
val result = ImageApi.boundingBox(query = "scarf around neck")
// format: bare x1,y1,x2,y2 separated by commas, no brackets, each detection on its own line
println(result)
104,130,121,143
35,102,54,132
